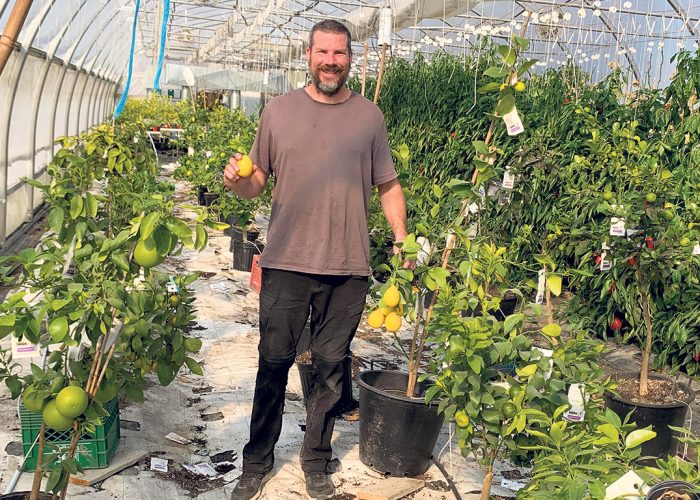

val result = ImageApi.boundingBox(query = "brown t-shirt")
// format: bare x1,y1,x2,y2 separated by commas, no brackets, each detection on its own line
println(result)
249,88,397,276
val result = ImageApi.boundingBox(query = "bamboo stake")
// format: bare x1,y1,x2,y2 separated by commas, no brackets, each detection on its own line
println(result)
0,0,33,78
543,265,559,347
637,266,652,397
373,44,388,105
58,422,81,500
360,41,368,97
29,422,46,500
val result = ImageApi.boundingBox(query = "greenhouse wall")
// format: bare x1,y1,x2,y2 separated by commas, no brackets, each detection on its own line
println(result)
0,49,118,244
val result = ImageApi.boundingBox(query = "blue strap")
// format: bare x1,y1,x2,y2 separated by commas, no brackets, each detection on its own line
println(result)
152,0,170,91
113,0,141,119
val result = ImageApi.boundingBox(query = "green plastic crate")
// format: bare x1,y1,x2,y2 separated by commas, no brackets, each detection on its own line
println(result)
19,397,120,472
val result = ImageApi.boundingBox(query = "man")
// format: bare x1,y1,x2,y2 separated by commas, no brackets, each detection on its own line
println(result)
224,19,408,500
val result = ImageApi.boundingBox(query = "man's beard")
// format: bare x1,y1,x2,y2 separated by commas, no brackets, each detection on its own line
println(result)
311,64,349,96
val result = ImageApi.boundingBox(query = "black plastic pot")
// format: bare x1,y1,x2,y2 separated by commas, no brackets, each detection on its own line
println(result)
202,192,219,207
357,370,444,477
604,372,695,462
297,355,354,415
229,227,260,248
232,240,263,271
197,186,208,205
646,480,700,500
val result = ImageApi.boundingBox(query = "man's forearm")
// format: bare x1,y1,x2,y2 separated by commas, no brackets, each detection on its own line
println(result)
378,178,408,243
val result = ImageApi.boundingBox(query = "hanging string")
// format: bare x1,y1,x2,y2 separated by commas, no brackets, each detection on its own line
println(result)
113,0,141,119
153,0,171,91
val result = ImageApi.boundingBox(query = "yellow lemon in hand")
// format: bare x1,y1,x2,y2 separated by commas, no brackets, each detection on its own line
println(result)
383,285,400,308
384,312,402,332
367,309,385,328
237,155,253,177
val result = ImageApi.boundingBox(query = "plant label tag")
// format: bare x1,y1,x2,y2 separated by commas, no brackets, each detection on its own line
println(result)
416,237,432,265
150,457,169,473
166,277,180,294
503,107,525,136
11,335,39,359
564,383,588,421
468,202,480,214
535,268,546,304
563,407,585,422
194,462,219,477
498,191,512,205
693,242,700,255
604,471,649,499
467,223,478,239
600,252,612,271
502,168,515,190
610,217,626,236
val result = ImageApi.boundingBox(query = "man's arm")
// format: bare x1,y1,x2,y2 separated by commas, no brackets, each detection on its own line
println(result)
377,178,408,245
223,153,269,199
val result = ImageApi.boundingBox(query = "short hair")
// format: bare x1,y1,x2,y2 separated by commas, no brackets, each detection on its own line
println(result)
309,20,352,54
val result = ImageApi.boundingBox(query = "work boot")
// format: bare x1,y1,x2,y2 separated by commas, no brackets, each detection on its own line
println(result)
230,470,273,500
304,471,335,499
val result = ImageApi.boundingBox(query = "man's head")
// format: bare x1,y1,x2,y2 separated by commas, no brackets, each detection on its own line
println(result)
306,20,353,96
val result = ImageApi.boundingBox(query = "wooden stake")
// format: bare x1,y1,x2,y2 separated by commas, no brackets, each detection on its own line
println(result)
361,41,368,97
543,265,559,346
637,266,652,397
373,44,388,105
0,0,33,78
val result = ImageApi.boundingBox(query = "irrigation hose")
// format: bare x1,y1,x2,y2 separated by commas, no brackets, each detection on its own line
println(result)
431,456,463,500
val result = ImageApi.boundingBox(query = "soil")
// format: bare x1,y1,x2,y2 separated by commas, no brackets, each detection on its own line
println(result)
425,480,450,491
614,377,690,405
296,351,312,364
157,467,225,497
659,493,692,500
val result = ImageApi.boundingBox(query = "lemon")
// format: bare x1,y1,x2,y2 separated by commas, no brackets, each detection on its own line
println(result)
384,312,402,332
379,306,394,316
55,386,89,418
514,82,526,92
455,410,470,428
383,285,400,308
133,237,165,268
645,193,657,203
237,155,253,177
367,309,385,328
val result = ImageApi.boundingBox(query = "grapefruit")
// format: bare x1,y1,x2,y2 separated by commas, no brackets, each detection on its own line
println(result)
43,399,74,431
55,386,89,418
133,237,165,268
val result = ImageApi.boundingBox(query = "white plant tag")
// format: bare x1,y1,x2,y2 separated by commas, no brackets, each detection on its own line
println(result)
503,107,525,136
610,217,626,236
194,462,219,477
468,202,480,214
150,457,169,473
535,268,546,304
11,335,39,359
498,191,512,205
564,383,587,422
416,237,432,265
166,277,180,294
604,470,649,499
502,167,515,190
693,242,700,255
600,252,612,271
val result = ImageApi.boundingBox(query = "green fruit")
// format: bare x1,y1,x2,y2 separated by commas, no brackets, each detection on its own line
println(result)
133,237,165,268
55,386,89,418
645,193,657,203
680,237,691,247
48,316,69,342
455,410,470,428
502,402,517,419
43,399,74,431
662,209,674,221
603,191,614,201
509,385,522,398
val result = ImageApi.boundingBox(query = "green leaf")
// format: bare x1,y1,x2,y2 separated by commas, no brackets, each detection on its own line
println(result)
5,377,22,399
183,337,202,352
195,224,208,251
598,423,619,441
111,251,130,272
546,273,563,296
472,140,490,155
516,364,537,378
518,59,538,75
513,35,530,51
498,44,516,66
156,360,175,386
166,219,192,239
478,82,503,94
496,94,516,116
185,357,204,376
625,428,657,449
139,212,161,240
541,324,562,337
48,207,64,233
399,143,410,160
503,313,525,335
51,299,71,311
46,466,63,493
69,195,84,220
484,66,508,78
467,355,483,374
85,192,99,218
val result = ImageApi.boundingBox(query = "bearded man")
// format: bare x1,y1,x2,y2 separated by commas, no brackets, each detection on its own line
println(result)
224,19,408,500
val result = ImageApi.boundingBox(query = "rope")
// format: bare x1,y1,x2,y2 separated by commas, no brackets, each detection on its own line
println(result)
153,0,171,91
112,0,141,119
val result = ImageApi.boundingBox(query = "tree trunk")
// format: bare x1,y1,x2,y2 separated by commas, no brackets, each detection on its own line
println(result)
29,422,46,500
480,467,494,500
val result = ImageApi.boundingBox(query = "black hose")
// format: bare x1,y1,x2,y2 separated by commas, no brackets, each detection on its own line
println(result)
431,456,463,500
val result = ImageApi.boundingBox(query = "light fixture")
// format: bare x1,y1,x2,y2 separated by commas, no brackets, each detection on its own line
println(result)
578,8,586,18
609,6,618,13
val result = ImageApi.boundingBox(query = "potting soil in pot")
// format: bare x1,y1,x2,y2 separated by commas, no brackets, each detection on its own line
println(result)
615,378,689,405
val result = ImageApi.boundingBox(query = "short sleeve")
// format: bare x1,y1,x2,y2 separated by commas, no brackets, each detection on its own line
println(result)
371,114,397,186
249,107,272,176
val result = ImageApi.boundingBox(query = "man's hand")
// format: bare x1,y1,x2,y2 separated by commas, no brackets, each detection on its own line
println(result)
224,153,259,191
393,241,416,270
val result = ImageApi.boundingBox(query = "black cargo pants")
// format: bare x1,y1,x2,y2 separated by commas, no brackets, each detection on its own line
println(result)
242,268,369,474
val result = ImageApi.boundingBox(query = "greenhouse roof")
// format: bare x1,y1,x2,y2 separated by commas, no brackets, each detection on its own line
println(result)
1,0,700,89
